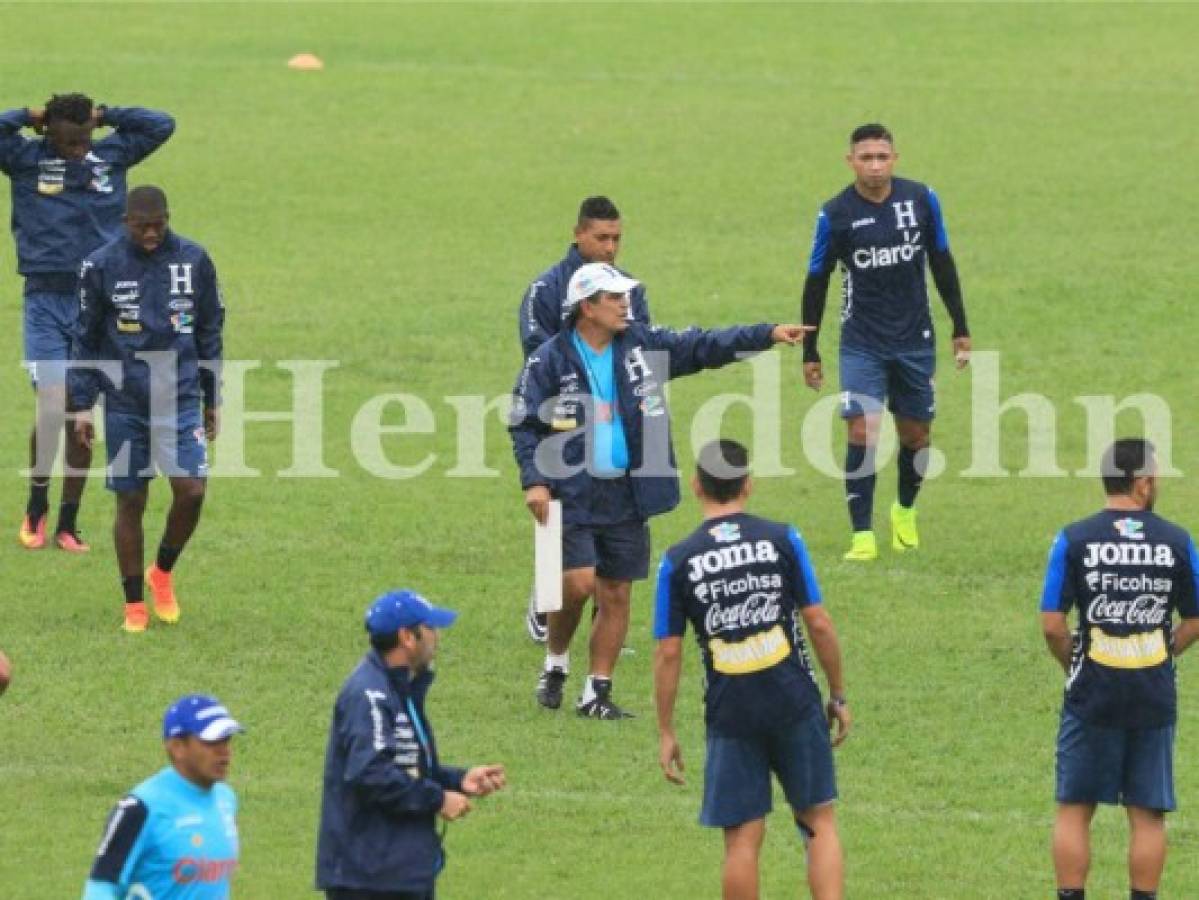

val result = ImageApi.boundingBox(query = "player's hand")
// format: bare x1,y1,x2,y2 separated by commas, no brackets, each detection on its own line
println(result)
462,764,506,797
771,324,812,346
803,361,824,391
27,107,45,134
204,405,220,441
73,409,95,451
525,485,552,525
659,732,685,785
952,336,971,370
826,698,851,748
439,790,472,821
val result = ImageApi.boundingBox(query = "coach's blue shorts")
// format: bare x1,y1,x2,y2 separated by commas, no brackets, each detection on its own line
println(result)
1055,708,1175,811
104,405,209,493
700,711,837,828
22,288,79,387
839,344,936,421
563,520,651,581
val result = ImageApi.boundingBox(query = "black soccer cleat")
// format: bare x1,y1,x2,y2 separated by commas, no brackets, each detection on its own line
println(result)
525,585,548,644
536,667,566,710
576,679,634,720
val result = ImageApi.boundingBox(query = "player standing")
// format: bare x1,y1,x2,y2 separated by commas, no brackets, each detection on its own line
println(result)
654,439,849,900
1040,439,1199,900
517,196,652,641
0,94,174,551
801,124,970,561
69,186,224,633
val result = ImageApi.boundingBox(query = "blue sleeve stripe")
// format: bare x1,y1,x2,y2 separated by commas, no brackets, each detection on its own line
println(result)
927,187,950,252
652,556,678,639
1185,538,1199,617
1039,532,1069,612
806,211,831,274
787,527,822,605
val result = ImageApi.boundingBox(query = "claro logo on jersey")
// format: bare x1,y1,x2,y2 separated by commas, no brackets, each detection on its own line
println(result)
172,857,238,883
687,540,778,582
1081,542,1175,568
853,239,921,270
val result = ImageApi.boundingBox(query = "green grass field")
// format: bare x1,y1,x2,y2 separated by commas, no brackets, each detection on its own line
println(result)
3,3,1199,897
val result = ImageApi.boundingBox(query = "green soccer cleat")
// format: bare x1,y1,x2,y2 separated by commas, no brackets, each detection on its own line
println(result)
891,502,919,551
843,530,878,562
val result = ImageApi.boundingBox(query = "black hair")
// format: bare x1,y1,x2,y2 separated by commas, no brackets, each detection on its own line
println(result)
368,624,423,654
577,195,620,227
696,439,750,503
127,185,169,216
1100,438,1156,496
850,123,893,146
43,93,94,126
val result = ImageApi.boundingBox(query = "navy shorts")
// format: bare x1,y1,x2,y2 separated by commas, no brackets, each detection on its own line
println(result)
839,344,936,421
562,520,651,581
104,405,209,493
23,289,78,387
700,712,837,828
1055,708,1176,811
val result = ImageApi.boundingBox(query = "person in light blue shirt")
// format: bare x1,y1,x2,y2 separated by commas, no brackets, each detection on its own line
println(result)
82,695,243,900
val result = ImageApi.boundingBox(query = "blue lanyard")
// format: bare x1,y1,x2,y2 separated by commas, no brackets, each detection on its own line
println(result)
405,698,432,769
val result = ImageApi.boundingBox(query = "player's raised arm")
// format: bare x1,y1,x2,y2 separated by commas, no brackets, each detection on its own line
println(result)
99,105,175,166
0,107,34,171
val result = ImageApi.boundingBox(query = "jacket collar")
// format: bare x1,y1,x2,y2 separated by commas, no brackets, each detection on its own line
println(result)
565,244,586,269
365,649,436,701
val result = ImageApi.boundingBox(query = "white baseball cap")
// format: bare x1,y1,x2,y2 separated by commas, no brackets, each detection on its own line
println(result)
563,263,639,319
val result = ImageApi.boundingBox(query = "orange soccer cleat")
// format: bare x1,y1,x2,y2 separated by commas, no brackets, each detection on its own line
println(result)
18,515,46,550
145,565,181,624
55,531,91,553
123,601,149,634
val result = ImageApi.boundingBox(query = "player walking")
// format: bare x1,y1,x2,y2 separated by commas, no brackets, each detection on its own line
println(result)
801,124,970,561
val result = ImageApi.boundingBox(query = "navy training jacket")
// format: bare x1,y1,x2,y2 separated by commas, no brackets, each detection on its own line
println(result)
509,321,776,525
68,231,223,415
316,652,467,894
518,244,651,357
0,106,175,278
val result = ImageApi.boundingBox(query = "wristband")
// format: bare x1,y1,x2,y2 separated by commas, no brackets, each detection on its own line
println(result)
829,695,847,708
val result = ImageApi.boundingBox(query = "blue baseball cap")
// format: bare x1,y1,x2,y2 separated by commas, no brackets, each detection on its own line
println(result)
365,589,458,636
163,694,244,742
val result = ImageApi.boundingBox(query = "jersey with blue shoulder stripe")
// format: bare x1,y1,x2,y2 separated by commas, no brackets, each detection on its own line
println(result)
1040,509,1199,729
806,176,950,352
654,513,824,735
83,767,238,900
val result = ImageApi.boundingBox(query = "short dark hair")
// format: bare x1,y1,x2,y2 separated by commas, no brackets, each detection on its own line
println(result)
696,439,750,503
368,624,422,654
127,185,169,216
577,196,620,227
850,123,893,146
1100,438,1156,495
43,93,94,126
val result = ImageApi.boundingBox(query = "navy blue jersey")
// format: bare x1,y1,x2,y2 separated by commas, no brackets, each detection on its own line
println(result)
1040,509,1199,729
806,176,950,352
654,513,823,735
69,231,224,415
0,106,175,277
